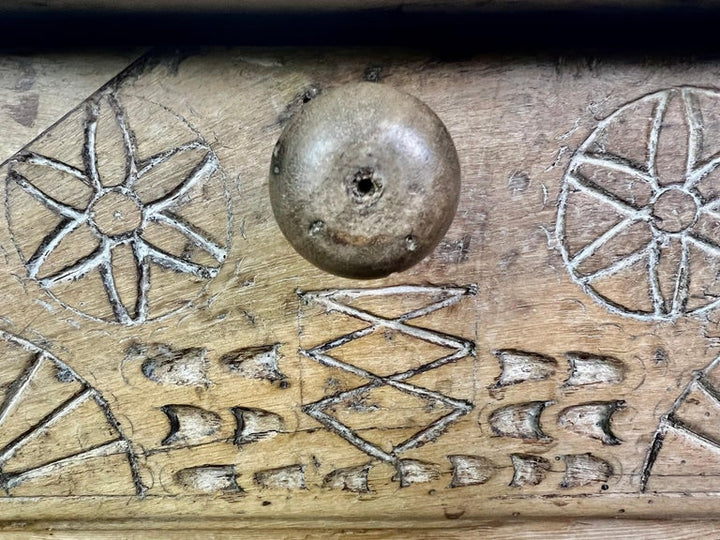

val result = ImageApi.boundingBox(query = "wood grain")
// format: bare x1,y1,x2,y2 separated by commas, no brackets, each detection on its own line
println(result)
1,48,720,534
0,51,145,161
1,519,719,538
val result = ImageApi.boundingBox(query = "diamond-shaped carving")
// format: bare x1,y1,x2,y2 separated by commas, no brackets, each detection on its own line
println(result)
299,285,476,469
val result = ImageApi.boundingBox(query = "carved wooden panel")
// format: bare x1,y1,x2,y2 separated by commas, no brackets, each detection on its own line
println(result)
2,49,720,530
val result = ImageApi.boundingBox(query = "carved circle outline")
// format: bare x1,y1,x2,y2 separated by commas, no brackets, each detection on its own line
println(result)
557,86,720,322
5,92,233,326
0,329,145,496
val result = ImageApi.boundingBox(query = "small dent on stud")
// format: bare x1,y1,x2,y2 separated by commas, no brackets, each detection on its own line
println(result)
405,235,417,252
308,220,325,237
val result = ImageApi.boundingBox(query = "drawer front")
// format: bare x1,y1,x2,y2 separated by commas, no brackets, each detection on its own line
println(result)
0,48,716,529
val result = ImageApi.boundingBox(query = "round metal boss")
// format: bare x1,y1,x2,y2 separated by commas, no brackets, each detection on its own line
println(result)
269,82,461,279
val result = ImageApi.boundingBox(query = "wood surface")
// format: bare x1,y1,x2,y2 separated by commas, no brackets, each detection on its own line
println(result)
0,52,143,159
2,48,720,536
3,519,720,539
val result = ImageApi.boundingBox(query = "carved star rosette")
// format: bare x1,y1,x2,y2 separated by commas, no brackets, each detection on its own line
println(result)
557,86,720,322
5,91,231,325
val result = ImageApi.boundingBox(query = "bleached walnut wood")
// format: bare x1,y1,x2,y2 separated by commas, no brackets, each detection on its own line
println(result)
0,52,145,161
2,49,720,535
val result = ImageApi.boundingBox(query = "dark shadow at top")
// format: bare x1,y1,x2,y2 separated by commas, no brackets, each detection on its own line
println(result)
1,7,720,58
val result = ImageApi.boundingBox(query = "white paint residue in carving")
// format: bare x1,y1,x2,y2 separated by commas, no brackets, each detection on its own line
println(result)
161,405,222,446
5,440,130,490
0,388,94,465
492,349,557,387
6,91,230,325
175,465,242,493
557,400,625,445
254,464,306,490
510,453,550,488
564,352,625,386
299,286,475,472
0,330,144,496
323,464,371,493
0,351,46,428
392,459,440,488
641,355,720,492
557,86,720,321
489,401,554,442
131,343,210,387
220,344,286,383
448,455,495,488
232,407,285,445
561,453,612,488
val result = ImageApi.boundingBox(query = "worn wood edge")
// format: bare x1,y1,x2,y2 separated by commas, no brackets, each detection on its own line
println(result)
0,50,146,163
0,519,718,538
1,511,720,531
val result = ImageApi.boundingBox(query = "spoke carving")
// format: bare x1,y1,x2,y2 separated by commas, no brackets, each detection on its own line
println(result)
558,87,720,321
5,91,230,325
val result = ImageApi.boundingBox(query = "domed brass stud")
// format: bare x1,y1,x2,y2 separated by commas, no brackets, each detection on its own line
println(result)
269,82,461,279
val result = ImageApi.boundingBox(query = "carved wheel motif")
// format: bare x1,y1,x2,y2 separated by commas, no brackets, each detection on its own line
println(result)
6,92,230,325
0,330,144,496
557,87,720,321
641,354,720,493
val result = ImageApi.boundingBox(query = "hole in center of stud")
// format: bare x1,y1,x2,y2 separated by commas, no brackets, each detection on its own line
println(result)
347,167,384,206
356,176,375,195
